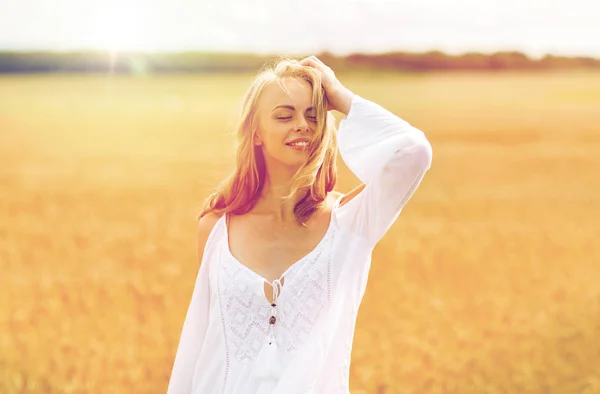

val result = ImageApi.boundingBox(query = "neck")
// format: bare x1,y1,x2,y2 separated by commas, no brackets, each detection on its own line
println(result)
256,179,308,225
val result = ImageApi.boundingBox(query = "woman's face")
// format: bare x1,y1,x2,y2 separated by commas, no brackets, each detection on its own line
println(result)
255,77,317,166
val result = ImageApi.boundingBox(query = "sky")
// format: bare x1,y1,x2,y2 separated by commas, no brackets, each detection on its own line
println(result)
0,0,599,58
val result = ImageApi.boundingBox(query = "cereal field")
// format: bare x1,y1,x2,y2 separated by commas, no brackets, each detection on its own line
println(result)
1,70,599,393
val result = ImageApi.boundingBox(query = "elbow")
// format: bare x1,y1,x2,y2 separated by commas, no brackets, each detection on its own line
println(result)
416,138,433,171
403,131,433,171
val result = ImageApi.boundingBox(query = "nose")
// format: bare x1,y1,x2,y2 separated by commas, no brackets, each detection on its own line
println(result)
294,118,310,132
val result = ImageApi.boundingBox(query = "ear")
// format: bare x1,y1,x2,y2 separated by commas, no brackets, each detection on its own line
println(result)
254,132,263,146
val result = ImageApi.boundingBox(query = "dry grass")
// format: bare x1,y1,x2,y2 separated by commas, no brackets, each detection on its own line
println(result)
1,70,599,393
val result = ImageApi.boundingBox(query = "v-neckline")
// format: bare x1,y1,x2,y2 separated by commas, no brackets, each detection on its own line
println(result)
221,194,343,290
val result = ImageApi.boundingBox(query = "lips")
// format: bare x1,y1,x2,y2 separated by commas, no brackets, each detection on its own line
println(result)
285,138,310,145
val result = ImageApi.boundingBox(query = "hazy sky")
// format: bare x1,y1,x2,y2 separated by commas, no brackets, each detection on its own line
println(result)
1,0,599,58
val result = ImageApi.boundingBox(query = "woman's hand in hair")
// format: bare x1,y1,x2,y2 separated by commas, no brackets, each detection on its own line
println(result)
299,55,354,115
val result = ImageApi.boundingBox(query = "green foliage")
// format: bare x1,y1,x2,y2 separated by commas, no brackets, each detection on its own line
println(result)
0,50,598,74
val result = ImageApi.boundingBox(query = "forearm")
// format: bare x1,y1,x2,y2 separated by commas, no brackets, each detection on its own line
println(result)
329,84,354,116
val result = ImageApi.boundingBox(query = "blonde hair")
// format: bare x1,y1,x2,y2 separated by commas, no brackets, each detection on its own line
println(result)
196,56,339,227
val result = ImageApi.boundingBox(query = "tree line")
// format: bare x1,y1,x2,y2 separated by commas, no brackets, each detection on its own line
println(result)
0,50,598,74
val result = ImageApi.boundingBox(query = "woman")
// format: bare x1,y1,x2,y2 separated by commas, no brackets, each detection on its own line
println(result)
166,55,433,394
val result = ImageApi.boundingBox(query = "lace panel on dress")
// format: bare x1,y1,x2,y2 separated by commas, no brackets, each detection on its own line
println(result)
218,225,335,362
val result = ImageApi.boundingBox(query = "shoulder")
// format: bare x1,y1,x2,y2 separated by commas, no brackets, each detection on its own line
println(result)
198,211,223,239
197,211,224,260
334,184,366,209
198,211,222,229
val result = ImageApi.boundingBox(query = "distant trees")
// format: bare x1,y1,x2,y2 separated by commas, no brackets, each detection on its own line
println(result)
0,50,598,74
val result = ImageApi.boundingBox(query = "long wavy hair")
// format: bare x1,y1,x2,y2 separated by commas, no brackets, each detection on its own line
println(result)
196,56,339,227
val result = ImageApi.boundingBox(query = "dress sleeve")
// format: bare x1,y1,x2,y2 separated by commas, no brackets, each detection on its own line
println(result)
166,242,212,393
334,93,433,249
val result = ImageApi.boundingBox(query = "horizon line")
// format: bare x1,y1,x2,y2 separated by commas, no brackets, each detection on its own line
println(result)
0,48,599,61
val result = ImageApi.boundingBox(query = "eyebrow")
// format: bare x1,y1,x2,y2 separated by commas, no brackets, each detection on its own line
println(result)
271,105,315,112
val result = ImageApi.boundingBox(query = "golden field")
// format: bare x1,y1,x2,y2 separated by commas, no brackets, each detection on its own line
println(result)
1,70,599,393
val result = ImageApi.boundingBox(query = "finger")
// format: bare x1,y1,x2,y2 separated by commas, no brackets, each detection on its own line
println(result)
299,57,317,67
301,56,323,66
310,55,323,65
310,56,328,68
300,59,323,76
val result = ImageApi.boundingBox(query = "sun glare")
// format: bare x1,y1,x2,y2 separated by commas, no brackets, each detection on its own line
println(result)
89,6,158,52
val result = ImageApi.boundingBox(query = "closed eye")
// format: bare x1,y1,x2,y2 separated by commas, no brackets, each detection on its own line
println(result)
277,116,317,121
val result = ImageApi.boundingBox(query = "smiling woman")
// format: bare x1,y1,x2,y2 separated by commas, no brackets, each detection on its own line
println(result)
166,56,433,394
192,59,339,228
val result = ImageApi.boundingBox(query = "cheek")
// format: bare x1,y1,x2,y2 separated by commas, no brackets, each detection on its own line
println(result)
261,124,287,147
271,124,289,144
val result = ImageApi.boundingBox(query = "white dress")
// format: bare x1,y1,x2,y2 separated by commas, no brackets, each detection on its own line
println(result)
166,93,433,394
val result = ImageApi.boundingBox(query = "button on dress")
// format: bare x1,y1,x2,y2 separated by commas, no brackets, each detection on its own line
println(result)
166,94,433,394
